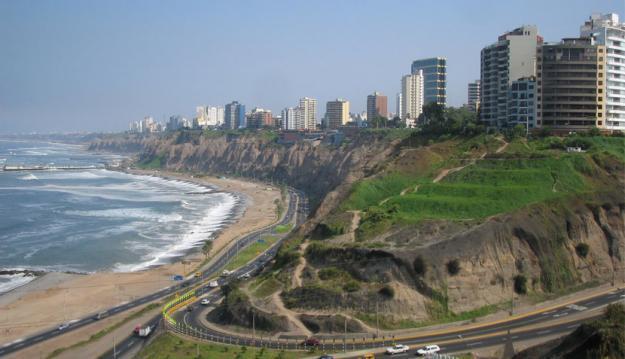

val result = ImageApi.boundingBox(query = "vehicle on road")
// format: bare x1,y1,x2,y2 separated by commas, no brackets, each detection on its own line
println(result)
360,354,375,359
134,324,152,338
195,272,201,278
186,305,194,312
302,337,320,347
200,298,210,305
318,355,334,359
385,344,409,355
93,311,108,320
57,323,70,331
208,280,219,288
238,273,251,280
221,269,233,277
416,344,441,356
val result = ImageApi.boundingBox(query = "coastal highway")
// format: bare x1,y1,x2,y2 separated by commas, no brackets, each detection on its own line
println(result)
0,187,306,358
174,281,625,356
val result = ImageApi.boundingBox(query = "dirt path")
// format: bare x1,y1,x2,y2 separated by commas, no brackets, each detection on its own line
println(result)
348,210,361,242
271,292,312,336
291,241,310,289
496,139,509,153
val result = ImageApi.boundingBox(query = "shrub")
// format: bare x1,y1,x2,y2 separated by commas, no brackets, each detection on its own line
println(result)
343,280,361,292
514,275,528,294
575,243,590,258
413,256,427,276
446,259,461,276
318,267,342,280
378,285,395,299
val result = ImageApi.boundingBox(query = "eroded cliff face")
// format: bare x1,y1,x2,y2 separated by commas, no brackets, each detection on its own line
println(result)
89,132,397,228
294,194,625,320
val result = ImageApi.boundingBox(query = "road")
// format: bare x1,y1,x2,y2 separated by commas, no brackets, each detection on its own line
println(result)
173,278,625,356
0,187,306,358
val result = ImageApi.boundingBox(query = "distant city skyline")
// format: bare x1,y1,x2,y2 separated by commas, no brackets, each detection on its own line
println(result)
1,0,624,133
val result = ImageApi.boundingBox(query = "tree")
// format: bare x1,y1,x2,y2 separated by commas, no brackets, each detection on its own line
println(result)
369,116,388,129
202,240,213,259
388,116,405,128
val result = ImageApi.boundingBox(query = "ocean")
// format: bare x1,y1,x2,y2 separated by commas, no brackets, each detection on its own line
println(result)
0,139,238,293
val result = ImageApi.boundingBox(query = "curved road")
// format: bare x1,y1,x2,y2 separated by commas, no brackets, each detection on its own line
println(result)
0,187,307,358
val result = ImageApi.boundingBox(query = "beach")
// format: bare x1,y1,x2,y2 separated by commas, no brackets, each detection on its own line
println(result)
0,170,282,348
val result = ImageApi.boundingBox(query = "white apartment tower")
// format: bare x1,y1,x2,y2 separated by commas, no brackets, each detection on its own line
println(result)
467,80,481,112
581,13,625,131
281,107,295,130
298,97,317,130
396,93,403,119
401,70,424,121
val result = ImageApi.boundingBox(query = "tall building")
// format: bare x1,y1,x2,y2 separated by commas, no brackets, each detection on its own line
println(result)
537,37,606,130
247,108,273,129
401,71,424,121
326,99,350,129
507,77,537,131
467,80,481,112
410,57,447,106
366,92,388,120
281,107,295,130
480,26,542,128
580,13,625,131
195,106,224,127
396,93,403,119
224,101,246,129
298,97,317,130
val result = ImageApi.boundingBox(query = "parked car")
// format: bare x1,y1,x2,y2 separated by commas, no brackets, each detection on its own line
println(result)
385,344,409,355
302,337,320,347
416,344,441,356
200,298,210,305
57,323,70,331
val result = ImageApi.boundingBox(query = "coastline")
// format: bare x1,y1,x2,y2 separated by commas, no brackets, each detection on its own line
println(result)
0,168,282,346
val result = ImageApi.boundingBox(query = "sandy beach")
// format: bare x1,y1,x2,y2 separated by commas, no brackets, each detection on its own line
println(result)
0,170,281,348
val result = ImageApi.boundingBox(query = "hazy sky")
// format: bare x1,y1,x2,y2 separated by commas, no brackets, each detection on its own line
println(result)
1,0,624,133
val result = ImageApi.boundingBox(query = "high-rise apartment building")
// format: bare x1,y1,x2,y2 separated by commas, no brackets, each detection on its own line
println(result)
224,101,246,129
410,57,447,106
366,92,388,120
196,106,224,127
537,37,606,130
247,108,273,129
281,107,295,130
580,13,625,131
298,97,317,130
326,99,350,129
507,77,537,130
467,80,481,112
480,26,542,128
396,93,403,119
401,71,424,121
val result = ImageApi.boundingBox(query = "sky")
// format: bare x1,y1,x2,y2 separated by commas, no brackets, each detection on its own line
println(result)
1,0,624,133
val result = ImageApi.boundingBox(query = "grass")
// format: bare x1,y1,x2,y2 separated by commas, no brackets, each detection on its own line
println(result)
343,135,625,238
224,235,279,272
251,277,282,298
47,302,161,358
138,154,164,169
274,223,293,234
135,333,308,359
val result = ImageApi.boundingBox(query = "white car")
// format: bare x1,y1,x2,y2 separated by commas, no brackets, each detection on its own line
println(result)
221,270,233,277
385,344,409,355
238,273,251,280
208,280,219,288
57,323,70,331
200,298,210,305
416,345,441,356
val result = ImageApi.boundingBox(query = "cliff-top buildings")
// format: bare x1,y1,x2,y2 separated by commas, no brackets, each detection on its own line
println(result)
401,71,425,125
580,13,625,131
224,101,246,129
366,92,388,121
326,99,350,129
411,57,447,106
480,25,542,129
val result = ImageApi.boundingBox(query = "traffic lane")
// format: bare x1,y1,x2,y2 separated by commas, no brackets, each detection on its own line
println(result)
100,316,162,359
343,316,595,358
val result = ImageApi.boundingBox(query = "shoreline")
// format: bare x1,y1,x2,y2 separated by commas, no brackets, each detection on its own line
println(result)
0,168,282,346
